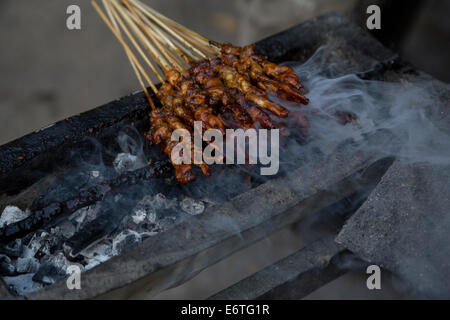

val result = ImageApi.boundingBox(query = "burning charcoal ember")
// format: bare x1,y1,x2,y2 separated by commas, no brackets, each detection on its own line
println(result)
32,252,71,285
0,206,30,228
180,197,205,216
0,161,172,245
3,273,43,296
113,153,139,173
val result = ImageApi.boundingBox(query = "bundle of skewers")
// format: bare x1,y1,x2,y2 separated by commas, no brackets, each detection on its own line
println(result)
92,0,311,184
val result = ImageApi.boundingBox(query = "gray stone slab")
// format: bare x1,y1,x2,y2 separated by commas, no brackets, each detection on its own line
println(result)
0,278,15,300
337,76,450,298
209,237,345,300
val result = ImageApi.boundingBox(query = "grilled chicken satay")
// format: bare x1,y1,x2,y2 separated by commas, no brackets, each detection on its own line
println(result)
158,83,195,126
157,106,212,177
245,105,276,129
220,44,308,105
165,69,226,134
246,58,309,105
147,109,196,184
261,60,303,91
190,60,255,130
162,70,228,164
214,63,289,118
221,42,304,91
193,59,281,131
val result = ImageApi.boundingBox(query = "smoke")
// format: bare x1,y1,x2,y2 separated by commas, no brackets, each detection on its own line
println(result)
2,44,449,297
286,46,450,165
294,46,450,298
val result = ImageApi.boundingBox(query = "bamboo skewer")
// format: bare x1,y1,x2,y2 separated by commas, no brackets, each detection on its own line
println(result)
125,0,209,60
121,0,182,71
108,0,168,79
92,0,224,108
127,0,218,50
92,0,157,109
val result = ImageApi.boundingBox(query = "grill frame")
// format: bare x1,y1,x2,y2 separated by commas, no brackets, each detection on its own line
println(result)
0,13,410,299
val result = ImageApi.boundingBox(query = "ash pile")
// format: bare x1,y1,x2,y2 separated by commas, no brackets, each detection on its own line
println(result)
0,152,208,295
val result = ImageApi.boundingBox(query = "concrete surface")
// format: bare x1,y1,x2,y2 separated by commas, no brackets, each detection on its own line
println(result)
336,74,450,298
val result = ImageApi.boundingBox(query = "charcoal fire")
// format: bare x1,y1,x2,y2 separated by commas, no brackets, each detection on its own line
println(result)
1,3,449,300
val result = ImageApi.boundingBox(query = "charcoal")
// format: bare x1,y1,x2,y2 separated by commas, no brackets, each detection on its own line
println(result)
80,241,113,270
57,220,77,239
0,160,172,244
0,239,23,257
130,210,147,224
112,230,141,254
3,274,43,296
32,252,70,285
15,256,39,274
180,197,205,216
0,254,16,276
0,206,30,228
66,199,128,255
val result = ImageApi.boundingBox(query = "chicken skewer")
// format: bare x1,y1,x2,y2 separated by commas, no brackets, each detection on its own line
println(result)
96,0,203,183
93,0,317,184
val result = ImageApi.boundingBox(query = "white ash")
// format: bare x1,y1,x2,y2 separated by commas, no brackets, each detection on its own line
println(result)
15,256,39,274
147,210,157,224
91,170,100,178
113,153,138,173
112,229,142,255
0,206,30,228
133,194,177,223
131,209,147,224
57,220,77,238
15,232,49,274
0,193,183,295
33,252,72,285
152,193,178,210
79,241,113,271
180,198,205,216
69,204,100,230
3,274,43,296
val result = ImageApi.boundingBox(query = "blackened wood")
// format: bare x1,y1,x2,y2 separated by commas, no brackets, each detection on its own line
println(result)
0,161,171,244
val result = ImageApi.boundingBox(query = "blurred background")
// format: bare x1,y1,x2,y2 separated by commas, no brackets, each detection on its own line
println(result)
0,0,449,146
0,0,449,299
